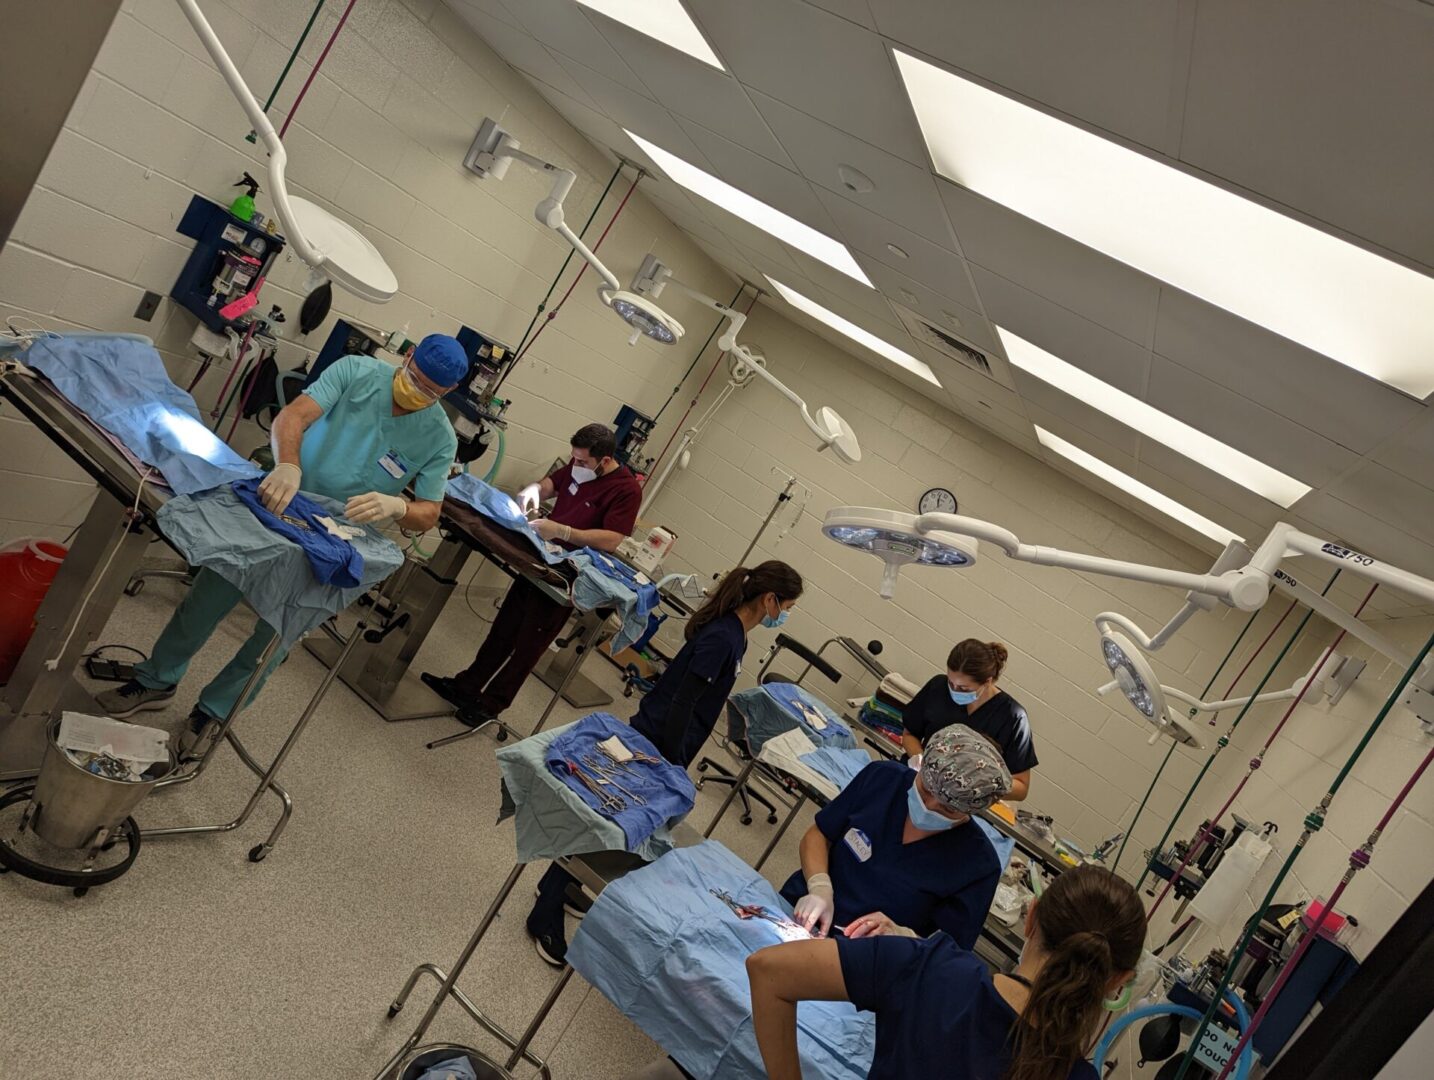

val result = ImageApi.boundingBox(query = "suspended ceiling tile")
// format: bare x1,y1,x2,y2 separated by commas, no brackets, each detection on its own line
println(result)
925,345,1026,412
938,179,1161,347
872,0,1183,151
814,187,983,310
802,0,878,28
967,266,1152,394
501,0,652,95
450,0,523,27
1016,391,1142,460
1151,287,1426,456
686,0,928,164
747,89,956,241
1181,0,1434,270
584,16,794,167
863,262,998,354
451,7,602,110
1132,438,1290,536
1294,491,1434,586
1323,464,1434,547
779,247,903,330
1372,412,1434,489
527,81,630,159
1144,353,1357,490
671,121,838,237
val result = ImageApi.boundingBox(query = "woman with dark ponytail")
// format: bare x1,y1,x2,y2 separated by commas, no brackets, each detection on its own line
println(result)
748,864,1146,1080
526,560,803,968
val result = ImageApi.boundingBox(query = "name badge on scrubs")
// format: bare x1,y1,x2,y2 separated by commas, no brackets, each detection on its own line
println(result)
378,450,408,479
843,828,873,862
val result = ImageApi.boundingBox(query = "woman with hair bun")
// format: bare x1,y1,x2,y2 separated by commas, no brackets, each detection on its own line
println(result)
749,864,1147,1080
901,639,1037,801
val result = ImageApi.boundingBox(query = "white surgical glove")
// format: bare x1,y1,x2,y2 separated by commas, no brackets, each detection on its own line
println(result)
345,491,407,524
258,462,302,516
516,482,542,514
794,873,835,937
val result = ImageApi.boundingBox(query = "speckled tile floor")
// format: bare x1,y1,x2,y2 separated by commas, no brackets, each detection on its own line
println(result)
0,568,824,1080
0,568,1144,1080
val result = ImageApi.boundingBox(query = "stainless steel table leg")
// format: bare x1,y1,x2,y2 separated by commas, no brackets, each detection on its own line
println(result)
702,758,756,838
754,790,809,872
424,714,514,751
374,861,529,1080
385,964,551,1076
142,622,364,857
504,965,576,1073
529,615,609,736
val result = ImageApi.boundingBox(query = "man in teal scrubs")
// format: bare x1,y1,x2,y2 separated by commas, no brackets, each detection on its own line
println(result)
97,336,464,757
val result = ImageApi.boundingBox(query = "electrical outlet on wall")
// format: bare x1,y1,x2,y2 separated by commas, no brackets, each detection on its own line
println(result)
134,291,162,321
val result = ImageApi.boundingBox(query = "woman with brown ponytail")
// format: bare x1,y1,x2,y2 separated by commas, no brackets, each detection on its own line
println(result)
747,864,1146,1080
902,639,1037,801
525,561,804,967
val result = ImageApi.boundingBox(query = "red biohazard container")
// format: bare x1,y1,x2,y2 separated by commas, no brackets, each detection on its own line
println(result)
0,538,67,684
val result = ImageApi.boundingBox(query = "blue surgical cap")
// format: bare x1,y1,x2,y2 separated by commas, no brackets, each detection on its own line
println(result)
412,334,468,386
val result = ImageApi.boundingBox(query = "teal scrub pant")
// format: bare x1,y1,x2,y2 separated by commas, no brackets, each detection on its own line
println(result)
134,568,286,721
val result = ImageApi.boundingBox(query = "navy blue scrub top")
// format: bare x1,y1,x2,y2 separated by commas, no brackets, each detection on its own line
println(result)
779,761,1002,948
630,612,747,767
837,932,1099,1080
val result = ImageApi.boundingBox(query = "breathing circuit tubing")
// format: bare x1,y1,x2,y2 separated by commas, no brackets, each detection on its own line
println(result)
1093,997,1253,1080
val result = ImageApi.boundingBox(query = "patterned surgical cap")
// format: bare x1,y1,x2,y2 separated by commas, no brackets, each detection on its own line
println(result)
920,724,1012,813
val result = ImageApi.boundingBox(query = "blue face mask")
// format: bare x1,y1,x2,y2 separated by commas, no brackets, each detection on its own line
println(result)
907,780,958,832
949,685,981,706
761,606,789,629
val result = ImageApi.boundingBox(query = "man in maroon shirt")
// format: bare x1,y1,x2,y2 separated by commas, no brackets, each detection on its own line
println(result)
423,423,641,728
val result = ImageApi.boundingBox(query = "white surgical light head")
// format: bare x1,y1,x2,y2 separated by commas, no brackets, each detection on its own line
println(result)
176,0,397,302
632,255,861,462
1097,628,1202,748
465,119,683,347
822,507,977,599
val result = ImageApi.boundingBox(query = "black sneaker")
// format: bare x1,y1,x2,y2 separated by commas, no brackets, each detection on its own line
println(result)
533,881,594,919
455,703,497,730
420,672,466,708
94,680,175,719
527,920,567,967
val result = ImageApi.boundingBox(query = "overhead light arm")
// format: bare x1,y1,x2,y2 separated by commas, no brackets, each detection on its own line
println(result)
1097,652,1338,714
632,256,860,462
175,0,397,302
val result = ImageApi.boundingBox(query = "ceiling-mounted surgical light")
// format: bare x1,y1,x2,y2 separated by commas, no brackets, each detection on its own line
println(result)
176,0,397,302
1097,629,1202,747
466,119,684,347
631,256,862,464
821,507,976,599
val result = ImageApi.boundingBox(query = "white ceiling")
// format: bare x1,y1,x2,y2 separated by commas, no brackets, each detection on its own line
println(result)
443,0,1434,593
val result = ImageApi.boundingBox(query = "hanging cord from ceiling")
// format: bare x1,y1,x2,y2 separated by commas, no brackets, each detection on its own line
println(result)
279,0,358,140
1172,626,1434,1080
1148,581,1378,919
1134,571,1341,897
510,162,625,359
644,288,758,483
494,169,643,394
651,281,749,424
246,0,327,142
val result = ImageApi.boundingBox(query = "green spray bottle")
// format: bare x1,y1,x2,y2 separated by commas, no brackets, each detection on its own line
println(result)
229,172,260,222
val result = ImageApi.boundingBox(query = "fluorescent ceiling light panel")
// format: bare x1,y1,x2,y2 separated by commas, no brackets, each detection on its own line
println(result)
999,327,1311,508
1035,426,1243,546
895,50,1434,398
575,0,724,69
767,276,940,386
626,130,872,286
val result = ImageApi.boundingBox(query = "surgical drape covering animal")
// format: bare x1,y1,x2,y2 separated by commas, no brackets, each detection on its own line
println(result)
231,478,364,586
24,335,262,495
155,485,402,645
568,840,876,1080
446,473,563,563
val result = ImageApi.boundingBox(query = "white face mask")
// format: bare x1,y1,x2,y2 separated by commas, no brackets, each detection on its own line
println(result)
570,463,598,485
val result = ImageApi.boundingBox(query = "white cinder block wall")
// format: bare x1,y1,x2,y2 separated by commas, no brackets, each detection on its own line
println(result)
0,0,1427,957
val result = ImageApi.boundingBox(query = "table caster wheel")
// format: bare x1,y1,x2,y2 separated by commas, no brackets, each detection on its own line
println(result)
386,1004,402,1018
740,813,753,826
496,728,508,742
697,762,710,773
124,578,145,597
248,845,268,863
767,813,779,825
73,886,89,897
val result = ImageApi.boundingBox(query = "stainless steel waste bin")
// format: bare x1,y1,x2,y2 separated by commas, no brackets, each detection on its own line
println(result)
398,1044,513,1080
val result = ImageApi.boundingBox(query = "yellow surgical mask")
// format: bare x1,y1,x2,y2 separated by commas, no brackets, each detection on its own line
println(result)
393,365,438,411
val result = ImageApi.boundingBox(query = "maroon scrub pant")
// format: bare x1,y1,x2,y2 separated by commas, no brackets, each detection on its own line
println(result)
453,577,568,715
